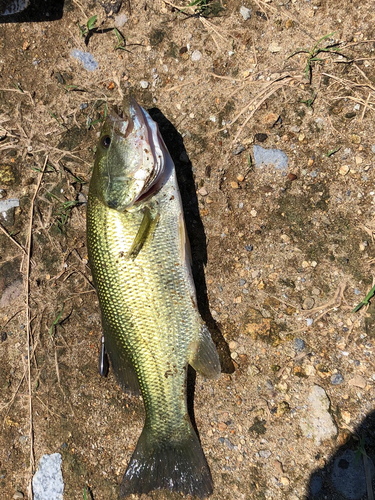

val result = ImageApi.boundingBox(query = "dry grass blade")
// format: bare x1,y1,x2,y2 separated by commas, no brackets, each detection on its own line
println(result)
25,155,48,499
0,87,35,106
0,222,27,255
321,72,375,92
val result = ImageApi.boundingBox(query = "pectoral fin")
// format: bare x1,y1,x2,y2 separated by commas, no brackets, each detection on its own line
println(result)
189,324,221,379
127,207,160,260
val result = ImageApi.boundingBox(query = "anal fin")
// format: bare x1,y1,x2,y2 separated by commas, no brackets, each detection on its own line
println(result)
189,324,221,379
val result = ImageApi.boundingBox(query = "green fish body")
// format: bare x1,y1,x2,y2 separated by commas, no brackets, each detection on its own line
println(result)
87,98,220,498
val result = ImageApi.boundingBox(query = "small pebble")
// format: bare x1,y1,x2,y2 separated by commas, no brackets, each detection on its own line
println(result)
348,374,366,389
218,422,228,431
229,340,238,350
13,493,24,499
239,279,246,286
230,181,239,189
259,449,272,459
350,134,361,144
232,144,245,155
280,477,290,486
331,373,344,385
245,245,253,252
140,80,149,89
269,42,282,53
240,5,252,20
302,297,315,310
237,174,245,182
306,318,313,326
290,126,301,133
312,288,321,296
294,338,306,352
254,133,268,142
114,13,128,28
191,50,202,62
198,187,208,196
288,173,297,181
339,165,350,176
250,209,257,217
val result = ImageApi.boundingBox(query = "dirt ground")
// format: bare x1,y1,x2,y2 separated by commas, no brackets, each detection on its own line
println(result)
1,0,375,499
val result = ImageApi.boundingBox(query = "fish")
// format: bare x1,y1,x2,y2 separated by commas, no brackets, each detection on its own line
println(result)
86,97,221,498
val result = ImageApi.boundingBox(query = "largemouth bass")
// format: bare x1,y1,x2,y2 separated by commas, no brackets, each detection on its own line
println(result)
86,98,221,498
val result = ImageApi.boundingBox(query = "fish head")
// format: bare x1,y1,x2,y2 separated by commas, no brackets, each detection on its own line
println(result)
93,97,167,211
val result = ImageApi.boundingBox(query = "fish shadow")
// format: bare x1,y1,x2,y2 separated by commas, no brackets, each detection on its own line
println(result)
148,107,234,434
307,409,375,499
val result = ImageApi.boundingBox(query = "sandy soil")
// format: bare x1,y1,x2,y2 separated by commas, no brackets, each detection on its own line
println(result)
1,0,375,499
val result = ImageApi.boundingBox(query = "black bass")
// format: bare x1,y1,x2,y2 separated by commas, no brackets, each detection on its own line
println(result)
86,98,220,498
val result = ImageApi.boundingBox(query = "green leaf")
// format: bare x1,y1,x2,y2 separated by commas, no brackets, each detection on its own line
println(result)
86,15,98,31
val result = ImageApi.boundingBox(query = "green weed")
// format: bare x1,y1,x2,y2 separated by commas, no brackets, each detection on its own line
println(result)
113,27,130,51
288,32,342,82
325,146,341,157
352,284,375,313
77,15,98,45
46,192,82,232
184,0,224,17
49,304,65,337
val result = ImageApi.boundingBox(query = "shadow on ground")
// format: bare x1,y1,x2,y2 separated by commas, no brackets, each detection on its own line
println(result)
308,410,375,500
0,0,64,22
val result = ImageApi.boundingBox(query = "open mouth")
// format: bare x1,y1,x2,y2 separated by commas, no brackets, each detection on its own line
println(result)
127,98,167,205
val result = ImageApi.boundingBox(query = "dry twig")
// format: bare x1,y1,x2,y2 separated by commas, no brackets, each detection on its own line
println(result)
24,155,48,499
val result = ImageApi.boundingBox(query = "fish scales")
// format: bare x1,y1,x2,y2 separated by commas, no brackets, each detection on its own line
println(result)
88,199,195,428
87,98,220,498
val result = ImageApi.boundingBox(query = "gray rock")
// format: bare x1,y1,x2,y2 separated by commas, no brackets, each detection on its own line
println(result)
253,145,288,170
0,198,19,226
331,373,344,385
240,5,252,20
70,50,98,71
299,385,337,445
294,338,306,352
232,144,245,155
114,13,128,28
259,449,272,459
32,453,64,500
332,449,374,500
191,50,202,62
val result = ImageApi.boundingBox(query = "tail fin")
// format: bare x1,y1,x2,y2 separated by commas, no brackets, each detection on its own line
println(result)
120,424,213,498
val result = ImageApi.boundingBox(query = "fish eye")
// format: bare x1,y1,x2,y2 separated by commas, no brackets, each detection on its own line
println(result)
101,135,111,149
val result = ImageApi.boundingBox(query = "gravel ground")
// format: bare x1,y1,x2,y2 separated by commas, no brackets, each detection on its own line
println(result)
1,1,375,499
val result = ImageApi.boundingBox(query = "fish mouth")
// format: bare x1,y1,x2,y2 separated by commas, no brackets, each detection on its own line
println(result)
109,97,167,207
